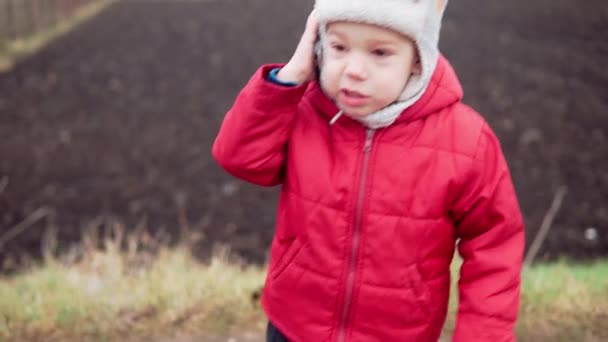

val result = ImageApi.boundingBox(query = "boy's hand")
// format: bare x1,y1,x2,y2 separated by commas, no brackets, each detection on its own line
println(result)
277,11,319,85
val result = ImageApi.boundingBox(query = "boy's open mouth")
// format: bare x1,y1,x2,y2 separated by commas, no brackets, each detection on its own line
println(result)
339,89,370,107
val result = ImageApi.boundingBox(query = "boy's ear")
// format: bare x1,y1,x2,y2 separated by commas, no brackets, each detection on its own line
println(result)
412,59,422,75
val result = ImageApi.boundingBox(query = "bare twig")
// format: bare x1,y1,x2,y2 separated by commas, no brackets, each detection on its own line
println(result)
524,186,568,268
0,176,8,195
0,207,51,251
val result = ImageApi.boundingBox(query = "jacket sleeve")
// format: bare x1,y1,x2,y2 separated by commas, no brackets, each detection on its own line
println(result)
212,64,309,186
451,123,525,342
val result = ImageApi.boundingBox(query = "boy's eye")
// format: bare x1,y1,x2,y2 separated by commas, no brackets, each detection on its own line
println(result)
331,43,346,52
372,49,391,57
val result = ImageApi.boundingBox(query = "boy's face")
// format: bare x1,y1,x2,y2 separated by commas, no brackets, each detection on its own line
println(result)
320,21,419,118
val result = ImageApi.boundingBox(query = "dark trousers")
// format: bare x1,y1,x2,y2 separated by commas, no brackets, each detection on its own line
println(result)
266,321,290,342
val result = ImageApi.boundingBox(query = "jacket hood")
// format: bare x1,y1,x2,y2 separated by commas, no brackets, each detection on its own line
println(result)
308,54,463,127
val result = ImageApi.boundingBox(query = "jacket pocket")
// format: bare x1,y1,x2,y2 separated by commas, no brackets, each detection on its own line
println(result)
270,238,305,282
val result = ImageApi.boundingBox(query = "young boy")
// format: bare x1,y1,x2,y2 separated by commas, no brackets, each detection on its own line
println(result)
213,0,525,341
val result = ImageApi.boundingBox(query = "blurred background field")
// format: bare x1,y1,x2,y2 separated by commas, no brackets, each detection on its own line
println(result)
0,0,607,341
1,0,606,266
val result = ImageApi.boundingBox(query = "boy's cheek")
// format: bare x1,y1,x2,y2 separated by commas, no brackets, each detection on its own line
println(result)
319,67,339,99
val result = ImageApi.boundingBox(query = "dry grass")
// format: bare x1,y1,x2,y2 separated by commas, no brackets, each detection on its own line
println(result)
0,0,114,72
0,226,606,342
0,226,266,342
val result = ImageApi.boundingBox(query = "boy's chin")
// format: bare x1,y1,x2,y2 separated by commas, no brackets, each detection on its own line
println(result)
344,109,374,118
338,104,378,118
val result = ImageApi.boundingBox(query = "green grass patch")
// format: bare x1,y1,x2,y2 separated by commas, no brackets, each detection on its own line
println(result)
440,259,608,341
517,261,608,341
0,1,114,72
0,232,606,341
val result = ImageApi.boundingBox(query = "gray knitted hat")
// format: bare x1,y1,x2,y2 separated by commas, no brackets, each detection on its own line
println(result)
314,0,449,128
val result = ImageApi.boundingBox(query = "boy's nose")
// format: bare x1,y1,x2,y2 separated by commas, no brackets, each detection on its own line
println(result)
344,55,367,81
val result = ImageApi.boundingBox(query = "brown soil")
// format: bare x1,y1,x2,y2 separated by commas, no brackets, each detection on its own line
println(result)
0,0,606,268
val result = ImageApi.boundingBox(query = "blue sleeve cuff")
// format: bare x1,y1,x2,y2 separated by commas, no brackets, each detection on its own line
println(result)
267,68,299,87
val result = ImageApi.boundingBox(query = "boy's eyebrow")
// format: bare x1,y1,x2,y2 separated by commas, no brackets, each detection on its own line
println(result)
326,28,401,46
326,29,346,40
367,38,399,46
327,33,397,47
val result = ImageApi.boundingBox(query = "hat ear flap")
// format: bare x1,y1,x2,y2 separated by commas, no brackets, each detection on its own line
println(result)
314,35,323,65
314,32,323,79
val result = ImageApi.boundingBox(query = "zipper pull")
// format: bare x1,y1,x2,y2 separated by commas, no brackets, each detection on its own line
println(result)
363,129,374,152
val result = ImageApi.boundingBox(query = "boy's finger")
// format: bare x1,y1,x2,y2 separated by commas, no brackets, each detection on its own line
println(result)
303,15,319,44
306,10,319,31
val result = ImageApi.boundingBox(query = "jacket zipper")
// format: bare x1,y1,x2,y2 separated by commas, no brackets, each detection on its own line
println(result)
337,128,375,342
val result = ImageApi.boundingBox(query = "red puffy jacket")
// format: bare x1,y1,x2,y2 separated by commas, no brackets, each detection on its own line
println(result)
213,56,525,342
